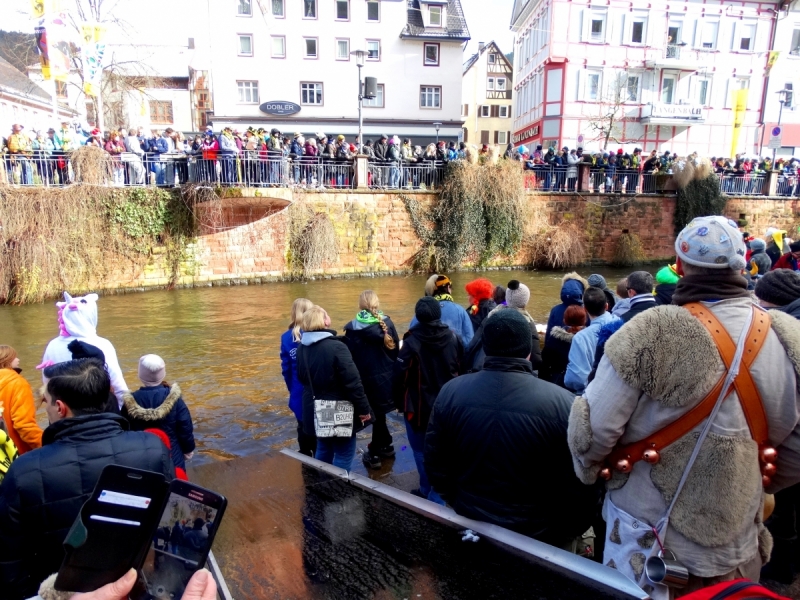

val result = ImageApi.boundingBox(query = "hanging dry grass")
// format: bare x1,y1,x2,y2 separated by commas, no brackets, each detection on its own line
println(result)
286,203,339,277
526,222,587,269
70,145,113,185
672,157,714,190
612,232,646,267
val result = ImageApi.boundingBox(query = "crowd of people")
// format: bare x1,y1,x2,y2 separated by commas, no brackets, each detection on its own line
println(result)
278,218,800,598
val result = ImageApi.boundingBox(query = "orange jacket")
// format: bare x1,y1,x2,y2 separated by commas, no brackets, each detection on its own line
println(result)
0,368,43,454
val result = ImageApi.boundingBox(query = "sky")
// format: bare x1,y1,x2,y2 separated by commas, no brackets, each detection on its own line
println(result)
2,0,517,57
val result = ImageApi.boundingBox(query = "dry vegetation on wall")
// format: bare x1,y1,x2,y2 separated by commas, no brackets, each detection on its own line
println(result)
0,185,195,304
286,202,339,278
612,232,646,266
525,221,588,269
403,161,528,271
671,157,727,234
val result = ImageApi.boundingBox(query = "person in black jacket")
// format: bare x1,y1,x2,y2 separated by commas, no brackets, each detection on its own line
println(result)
343,291,400,469
121,354,195,478
425,310,599,546
0,358,175,600
297,306,372,471
393,297,462,501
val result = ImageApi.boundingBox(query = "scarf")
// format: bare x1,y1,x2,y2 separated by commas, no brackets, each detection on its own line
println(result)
671,272,751,306
434,294,454,303
355,310,383,325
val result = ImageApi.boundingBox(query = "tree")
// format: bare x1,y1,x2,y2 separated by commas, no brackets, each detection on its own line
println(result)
585,71,654,150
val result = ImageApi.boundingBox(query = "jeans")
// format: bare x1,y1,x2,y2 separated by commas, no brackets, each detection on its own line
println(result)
389,164,400,188
315,434,357,471
368,412,392,452
404,417,445,505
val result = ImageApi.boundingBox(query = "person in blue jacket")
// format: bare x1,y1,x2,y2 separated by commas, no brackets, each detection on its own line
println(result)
280,298,317,456
409,275,473,346
544,272,587,348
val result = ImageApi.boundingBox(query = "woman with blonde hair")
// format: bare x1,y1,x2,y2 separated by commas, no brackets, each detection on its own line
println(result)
343,291,400,468
280,298,316,456
298,306,372,470
0,345,43,455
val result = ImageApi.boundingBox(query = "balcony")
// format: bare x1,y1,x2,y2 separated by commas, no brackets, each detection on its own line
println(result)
641,102,706,126
645,44,699,70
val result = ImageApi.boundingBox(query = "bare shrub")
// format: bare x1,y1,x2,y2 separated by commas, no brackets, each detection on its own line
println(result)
612,232,646,267
527,222,587,269
70,145,113,185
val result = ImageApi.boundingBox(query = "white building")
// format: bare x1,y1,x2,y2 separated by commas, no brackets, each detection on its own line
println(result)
200,0,470,142
462,41,514,147
0,56,74,135
510,0,780,157
761,0,800,156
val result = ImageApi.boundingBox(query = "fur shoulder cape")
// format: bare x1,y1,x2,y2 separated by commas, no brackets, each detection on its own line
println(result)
122,383,182,421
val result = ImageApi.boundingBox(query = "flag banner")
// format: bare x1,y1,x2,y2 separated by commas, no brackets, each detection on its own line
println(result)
45,10,71,82
35,25,51,79
31,0,64,19
81,23,107,96
767,51,780,75
730,88,748,157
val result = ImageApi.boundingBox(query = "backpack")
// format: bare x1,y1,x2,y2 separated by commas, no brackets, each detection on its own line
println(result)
679,579,789,600
336,143,349,159
0,407,19,484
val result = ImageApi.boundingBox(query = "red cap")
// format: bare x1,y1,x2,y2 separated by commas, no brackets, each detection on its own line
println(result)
91,128,101,136
617,148,623,154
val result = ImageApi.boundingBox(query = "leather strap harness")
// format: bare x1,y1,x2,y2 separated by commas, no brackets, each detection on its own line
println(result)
604,303,777,482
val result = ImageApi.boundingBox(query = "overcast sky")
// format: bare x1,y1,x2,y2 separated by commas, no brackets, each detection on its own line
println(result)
3,0,516,56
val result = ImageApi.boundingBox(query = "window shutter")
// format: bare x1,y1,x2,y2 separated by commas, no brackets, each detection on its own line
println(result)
494,131,499,144
605,12,614,44
580,9,588,42
464,103,469,116
491,105,499,117
755,20,769,52
621,13,628,44
577,69,586,101
481,130,490,144
463,128,468,142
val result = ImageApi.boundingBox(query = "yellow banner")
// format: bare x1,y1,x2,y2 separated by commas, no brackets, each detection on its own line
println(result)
30,0,63,19
81,23,107,96
730,88,748,157
767,51,780,75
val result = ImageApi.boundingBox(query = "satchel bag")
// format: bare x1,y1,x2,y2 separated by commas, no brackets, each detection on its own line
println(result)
303,350,354,438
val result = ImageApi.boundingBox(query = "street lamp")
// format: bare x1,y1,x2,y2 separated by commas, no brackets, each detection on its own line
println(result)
350,49,367,153
773,87,791,163
433,122,442,145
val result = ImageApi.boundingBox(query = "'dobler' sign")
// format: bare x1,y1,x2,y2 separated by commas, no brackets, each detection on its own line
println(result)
259,101,301,116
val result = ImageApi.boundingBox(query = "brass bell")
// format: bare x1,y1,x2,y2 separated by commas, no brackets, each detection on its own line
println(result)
599,468,611,481
761,447,778,464
615,459,632,473
763,475,772,488
763,462,777,477
643,449,661,464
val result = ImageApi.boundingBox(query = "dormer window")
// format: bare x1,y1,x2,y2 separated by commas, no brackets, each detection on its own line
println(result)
430,6,442,26
419,0,447,28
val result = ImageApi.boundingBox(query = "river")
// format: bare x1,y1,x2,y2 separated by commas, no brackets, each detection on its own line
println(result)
0,268,632,466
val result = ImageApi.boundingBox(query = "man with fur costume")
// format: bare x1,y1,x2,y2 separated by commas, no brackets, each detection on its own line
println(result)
568,216,800,599
40,292,128,409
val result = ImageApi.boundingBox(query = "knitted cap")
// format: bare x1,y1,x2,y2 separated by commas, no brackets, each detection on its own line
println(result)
587,274,607,290
791,241,800,252
138,354,166,387
482,310,532,359
434,275,451,293
755,270,800,306
750,239,766,253
505,280,531,309
415,297,441,323
675,216,747,271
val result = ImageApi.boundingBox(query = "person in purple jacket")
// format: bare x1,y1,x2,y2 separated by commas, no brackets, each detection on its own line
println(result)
280,298,316,456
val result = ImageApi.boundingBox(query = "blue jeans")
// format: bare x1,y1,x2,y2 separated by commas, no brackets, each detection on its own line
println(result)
315,434,357,471
404,417,445,505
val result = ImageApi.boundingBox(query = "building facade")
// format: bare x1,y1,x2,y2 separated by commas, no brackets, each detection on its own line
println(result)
761,0,800,156
462,41,514,146
201,0,469,142
510,0,780,157
0,56,74,135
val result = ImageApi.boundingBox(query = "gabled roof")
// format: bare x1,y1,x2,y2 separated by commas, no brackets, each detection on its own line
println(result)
462,41,513,75
0,55,52,103
400,0,471,42
510,0,541,31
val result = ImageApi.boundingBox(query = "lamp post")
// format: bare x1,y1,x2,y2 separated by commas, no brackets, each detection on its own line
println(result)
350,49,367,153
433,121,442,145
772,87,790,163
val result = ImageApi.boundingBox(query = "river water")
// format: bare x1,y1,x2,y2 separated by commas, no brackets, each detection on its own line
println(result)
0,268,631,466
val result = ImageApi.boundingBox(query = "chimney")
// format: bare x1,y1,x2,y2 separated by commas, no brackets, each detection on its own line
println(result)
478,42,485,52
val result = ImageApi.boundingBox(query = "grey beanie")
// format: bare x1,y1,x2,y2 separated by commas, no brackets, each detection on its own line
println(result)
138,354,166,386
587,274,608,290
750,238,766,253
675,216,747,271
505,280,531,309
755,270,800,307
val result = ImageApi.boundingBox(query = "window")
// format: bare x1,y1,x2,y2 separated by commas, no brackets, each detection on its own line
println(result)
497,131,508,144
272,0,284,17
496,78,507,91
488,53,496,64
336,0,349,20
626,75,640,102
304,37,318,58
367,0,379,21
586,70,601,101
149,100,174,124
480,105,490,117
271,35,285,57
238,0,251,16
237,80,259,103
792,29,800,55
366,39,380,60
55,80,68,99
424,43,440,66
487,78,495,90
631,20,645,44
301,82,323,105
667,24,682,45
336,39,349,60
696,78,710,105
785,83,794,108
420,86,441,108
700,20,718,49
238,34,253,56
661,76,675,104
363,84,384,107
498,105,509,118
429,6,442,27
303,0,316,18
739,23,756,51
590,17,605,42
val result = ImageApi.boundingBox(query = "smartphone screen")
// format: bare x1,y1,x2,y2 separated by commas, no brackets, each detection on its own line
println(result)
134,480,227,600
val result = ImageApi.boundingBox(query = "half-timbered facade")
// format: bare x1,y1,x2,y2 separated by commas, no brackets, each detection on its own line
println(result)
462,41,514,146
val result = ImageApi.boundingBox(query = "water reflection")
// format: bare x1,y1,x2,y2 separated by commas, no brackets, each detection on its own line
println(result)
0,269,631,464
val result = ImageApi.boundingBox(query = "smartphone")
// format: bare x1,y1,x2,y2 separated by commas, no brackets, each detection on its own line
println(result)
55,465,169,593
133,479,227,600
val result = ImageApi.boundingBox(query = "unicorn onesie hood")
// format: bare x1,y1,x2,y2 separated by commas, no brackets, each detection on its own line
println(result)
40,292,129,408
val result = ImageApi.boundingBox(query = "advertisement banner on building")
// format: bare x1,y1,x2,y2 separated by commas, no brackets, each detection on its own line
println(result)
766,51,780,75
80,23,107,97
730,89,748,157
